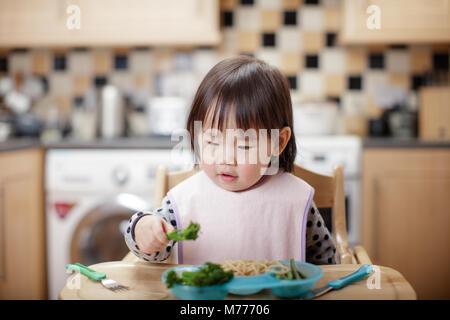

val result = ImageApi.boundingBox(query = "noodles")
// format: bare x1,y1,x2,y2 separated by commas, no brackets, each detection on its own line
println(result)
219,260,290,276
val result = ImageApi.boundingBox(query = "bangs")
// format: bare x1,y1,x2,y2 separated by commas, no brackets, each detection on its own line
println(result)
203,90,265,133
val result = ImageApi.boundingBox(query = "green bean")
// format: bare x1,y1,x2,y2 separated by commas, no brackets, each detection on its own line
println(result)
290,259,300,279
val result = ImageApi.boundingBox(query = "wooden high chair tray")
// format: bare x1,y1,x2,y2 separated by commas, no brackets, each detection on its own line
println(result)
59,261,416,300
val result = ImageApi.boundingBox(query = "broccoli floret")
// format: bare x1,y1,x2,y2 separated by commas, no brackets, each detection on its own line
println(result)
165,270,183,288
166,221,200,241
165,262,233,288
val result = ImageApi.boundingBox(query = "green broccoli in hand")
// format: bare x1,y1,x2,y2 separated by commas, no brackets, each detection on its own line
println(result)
166,221,200,241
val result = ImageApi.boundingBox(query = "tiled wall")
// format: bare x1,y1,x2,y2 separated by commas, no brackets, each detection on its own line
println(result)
0,0,449,127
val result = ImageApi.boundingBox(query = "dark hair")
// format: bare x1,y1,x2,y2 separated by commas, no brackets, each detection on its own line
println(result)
186,55,296,172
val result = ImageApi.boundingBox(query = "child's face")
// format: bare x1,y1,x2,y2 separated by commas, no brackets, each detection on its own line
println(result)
197,113,291,192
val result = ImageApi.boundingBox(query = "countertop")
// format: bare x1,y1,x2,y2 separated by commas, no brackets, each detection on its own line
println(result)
0,138,41,152
0,135,177,152
1,136,450,153
363,137,450,149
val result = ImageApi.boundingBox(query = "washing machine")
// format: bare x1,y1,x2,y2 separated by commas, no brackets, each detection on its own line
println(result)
45,148,192,299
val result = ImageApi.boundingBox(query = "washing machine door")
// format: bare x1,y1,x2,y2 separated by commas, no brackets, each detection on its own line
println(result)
70,193,150,266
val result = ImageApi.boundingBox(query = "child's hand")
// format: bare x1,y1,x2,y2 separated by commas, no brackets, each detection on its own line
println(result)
134,215,175,255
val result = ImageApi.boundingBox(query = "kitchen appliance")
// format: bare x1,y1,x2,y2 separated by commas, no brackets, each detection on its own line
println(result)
0,111,12,141
388,106,418,138
45,149,193,299
147,96,188,136
13,112,42,137
368,111,391,137
0,120,11,141
295,135,362,248
99,85,125,138
293,102,339,136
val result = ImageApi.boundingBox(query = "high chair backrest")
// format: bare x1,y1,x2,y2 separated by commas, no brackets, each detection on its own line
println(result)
153,164,355,264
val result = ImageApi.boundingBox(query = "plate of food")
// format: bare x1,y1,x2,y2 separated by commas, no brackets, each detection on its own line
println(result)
161,259,323,300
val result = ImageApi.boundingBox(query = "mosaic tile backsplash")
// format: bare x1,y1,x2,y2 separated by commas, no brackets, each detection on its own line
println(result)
0,0,449,134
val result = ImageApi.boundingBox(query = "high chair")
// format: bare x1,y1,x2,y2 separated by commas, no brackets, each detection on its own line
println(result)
123,164,372,265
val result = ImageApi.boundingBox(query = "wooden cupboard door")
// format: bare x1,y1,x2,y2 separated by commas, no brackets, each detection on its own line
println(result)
419,87,450,141
0,177,46,299
341,0,450,44
363,149,450,300
71,0,220,46
0,149,45,300
0,185,4,291
0,0,61,47
0,0,220,47
374,173,450,299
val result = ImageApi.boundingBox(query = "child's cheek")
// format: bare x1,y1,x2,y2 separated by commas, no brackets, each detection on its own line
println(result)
238,163,263,183
201,162,216,178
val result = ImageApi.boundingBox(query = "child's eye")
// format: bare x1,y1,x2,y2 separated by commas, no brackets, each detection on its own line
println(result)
207,141,219,146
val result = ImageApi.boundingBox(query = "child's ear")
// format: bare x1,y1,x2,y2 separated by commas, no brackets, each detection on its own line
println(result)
273,126,291,156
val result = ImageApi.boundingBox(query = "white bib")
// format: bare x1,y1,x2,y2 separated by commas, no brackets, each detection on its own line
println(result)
167,169,314,265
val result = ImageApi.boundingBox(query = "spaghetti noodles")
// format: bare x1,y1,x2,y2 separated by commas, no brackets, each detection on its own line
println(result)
219,260,290,276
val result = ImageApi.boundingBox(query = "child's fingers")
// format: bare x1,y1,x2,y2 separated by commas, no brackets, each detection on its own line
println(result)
162,219,175,234
151,220,170,246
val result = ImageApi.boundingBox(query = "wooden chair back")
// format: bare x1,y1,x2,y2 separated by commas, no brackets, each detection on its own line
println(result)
153,163,355,264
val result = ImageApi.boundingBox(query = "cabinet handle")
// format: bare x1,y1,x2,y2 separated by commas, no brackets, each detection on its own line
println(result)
0,185,5,281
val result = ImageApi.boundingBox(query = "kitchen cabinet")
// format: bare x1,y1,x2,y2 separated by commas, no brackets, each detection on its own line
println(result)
0,148,46,299
362,148,450,299
0,0,220,47
340,0,450,44
419,86,450,141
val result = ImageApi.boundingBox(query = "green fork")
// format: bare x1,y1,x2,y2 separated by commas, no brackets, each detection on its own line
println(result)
66,263,129,292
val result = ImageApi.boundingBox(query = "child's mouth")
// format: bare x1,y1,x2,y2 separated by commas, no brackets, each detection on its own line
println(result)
219,173,237,183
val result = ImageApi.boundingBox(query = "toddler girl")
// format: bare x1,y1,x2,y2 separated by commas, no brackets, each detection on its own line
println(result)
124,56,338,265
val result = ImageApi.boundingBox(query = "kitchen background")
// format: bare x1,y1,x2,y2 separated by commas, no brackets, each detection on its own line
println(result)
0,0,448,139
0,0,449,301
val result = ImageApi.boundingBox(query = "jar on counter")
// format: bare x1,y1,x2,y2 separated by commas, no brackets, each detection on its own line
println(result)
127,105,148,137
71,96,97,141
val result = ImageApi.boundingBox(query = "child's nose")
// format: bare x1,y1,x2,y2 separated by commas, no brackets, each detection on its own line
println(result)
216,143,236,165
